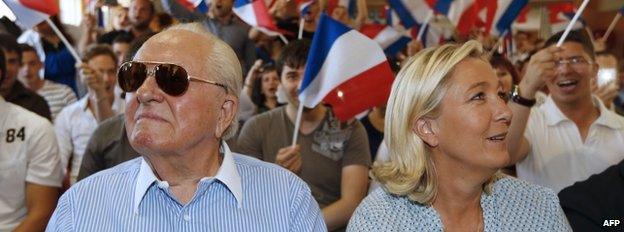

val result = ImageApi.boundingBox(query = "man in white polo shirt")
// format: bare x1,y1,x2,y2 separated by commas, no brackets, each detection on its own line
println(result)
507,30,624,193
55,44,123,185
0,45,63,232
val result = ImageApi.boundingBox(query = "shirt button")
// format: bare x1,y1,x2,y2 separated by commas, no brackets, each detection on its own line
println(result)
183,214,191,221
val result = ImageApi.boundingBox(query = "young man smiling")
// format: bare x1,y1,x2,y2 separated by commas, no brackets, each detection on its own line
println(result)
507,30,624,193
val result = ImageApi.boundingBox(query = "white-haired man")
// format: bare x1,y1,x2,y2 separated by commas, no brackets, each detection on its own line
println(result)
46,23,325,231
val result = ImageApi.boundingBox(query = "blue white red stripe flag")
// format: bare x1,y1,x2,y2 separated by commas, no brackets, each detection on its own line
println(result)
176,0,209,13
233,0,285,36
490,0,528,36
298,0,315,16
360,24,411,56
387,0,434,28
549,2,585,34
444,0,527,37
299,14,394,121
3,0,58,29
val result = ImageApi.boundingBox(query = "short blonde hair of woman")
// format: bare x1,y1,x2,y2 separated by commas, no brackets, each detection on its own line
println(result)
160,22,242,140
373,40,500,205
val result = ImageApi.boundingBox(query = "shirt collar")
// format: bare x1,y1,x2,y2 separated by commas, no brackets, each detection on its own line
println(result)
542,95,622,129
78,94,90,111
133,141,242,214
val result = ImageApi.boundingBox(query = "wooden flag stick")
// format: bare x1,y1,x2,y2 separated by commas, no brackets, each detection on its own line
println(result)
601,13,622,42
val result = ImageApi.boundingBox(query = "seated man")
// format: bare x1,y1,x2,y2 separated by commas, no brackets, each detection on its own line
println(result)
558,159,624,231
236,40,370,231
0,33,51,121
18,44,77,121
0,45,63,232
46,22,325,231
55,44,124,185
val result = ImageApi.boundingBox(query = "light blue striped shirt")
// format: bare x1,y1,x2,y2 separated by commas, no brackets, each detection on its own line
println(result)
46,143,326,232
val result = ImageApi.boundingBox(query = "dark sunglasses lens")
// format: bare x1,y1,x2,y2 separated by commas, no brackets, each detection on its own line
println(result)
118,62,147,92
155,64,189,96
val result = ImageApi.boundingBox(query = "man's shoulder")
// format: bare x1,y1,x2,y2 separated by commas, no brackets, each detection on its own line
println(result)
245,107,285,127
56,97,85,117
233,153,292,176
41,80,74,94
93,114,125,136
232,153,307,187
603,109,624,129
4,101,51,129
558,160,624,210
70,158,141,191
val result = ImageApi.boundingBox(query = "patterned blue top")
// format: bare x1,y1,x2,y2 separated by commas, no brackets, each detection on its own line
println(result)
46,143,326,232
347,177,572,232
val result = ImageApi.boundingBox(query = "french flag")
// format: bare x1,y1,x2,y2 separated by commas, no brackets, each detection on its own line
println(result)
233,0,285,36
177,0,210,13
326,0,356,16
549,2,585,34
445,0,527,37
360,24,411,56
388,0,435,28
298,0,315,16
410,24,450,48
489,0,529,36
3,0,58,29
299,14,394,121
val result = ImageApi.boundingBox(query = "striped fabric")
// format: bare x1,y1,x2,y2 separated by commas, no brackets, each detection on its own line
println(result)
37,80,76,121
46,143,327,232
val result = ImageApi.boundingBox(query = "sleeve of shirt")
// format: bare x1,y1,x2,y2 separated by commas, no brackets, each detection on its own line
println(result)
160,0,205,22
342,121,371,167
235,115,265,160
289,176,327,232
46,193,74,232
544,189,573,231
26,119,63,187
54,108,73,174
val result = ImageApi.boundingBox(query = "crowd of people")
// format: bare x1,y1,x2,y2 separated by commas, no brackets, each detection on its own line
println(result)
1,0,623,231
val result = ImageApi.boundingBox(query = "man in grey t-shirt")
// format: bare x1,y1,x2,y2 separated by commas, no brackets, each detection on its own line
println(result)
236,40,370,232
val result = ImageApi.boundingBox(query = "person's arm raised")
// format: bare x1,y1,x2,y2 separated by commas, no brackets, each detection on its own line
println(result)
507,45,561,164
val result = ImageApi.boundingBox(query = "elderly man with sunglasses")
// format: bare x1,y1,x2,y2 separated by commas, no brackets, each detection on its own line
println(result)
507,30,624,194
46,23,325,232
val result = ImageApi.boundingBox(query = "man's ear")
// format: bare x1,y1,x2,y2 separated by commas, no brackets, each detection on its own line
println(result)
412,117,439,147
215,94,238,138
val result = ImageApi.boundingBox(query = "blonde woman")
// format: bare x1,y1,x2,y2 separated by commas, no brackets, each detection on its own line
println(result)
347,41,571,231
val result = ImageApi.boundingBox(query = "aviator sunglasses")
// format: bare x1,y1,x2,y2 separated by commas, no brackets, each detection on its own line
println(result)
117,61,227,96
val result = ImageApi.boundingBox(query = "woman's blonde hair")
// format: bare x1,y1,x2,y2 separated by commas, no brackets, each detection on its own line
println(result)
373,40,498,205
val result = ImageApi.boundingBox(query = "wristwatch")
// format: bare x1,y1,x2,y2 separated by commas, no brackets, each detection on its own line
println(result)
510,85,536,107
